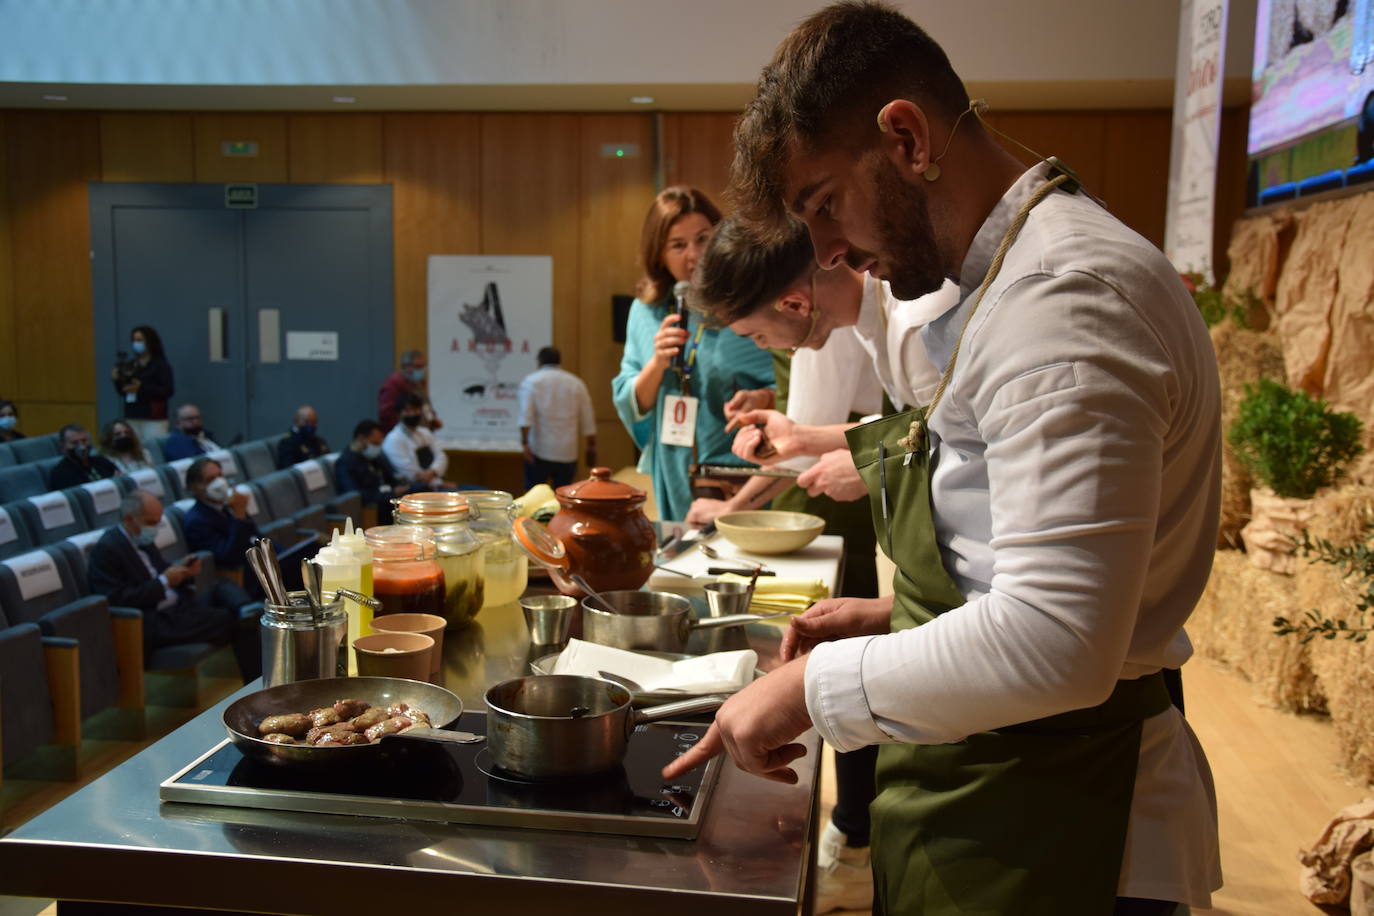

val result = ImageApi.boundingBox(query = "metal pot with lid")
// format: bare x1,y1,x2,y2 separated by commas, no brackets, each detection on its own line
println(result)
513,467,657,598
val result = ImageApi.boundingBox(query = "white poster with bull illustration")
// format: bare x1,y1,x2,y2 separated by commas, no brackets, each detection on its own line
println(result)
427,255,552,452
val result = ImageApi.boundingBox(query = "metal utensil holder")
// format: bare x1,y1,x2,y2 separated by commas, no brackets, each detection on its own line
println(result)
260,590,348,688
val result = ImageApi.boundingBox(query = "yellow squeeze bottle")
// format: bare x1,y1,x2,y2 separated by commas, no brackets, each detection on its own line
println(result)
314,536,363,675
336,518,375,605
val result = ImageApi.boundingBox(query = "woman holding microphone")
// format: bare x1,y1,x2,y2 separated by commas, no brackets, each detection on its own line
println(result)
611,187,774,523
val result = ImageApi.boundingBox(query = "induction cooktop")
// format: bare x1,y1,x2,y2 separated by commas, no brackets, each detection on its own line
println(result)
159,710,721,840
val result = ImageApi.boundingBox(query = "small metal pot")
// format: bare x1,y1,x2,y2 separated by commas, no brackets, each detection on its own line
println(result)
581,589,782,652
484,674,723,780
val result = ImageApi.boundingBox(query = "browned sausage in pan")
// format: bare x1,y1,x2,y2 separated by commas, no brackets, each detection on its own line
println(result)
259,714,311,737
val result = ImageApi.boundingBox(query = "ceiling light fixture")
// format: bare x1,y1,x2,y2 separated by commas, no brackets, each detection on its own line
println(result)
332,96,357,104
629,95,654,104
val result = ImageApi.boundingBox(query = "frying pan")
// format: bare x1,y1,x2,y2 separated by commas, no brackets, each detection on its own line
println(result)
223,676,481,771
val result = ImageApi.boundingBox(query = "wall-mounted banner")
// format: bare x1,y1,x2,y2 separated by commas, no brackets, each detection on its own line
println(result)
1165,0,1229,282
427,255,553,452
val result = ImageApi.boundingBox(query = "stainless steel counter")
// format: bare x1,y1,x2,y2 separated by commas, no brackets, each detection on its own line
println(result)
0,597,820,915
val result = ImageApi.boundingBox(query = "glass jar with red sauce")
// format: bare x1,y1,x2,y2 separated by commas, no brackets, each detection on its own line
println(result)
363,525,446,621
391,493,486,629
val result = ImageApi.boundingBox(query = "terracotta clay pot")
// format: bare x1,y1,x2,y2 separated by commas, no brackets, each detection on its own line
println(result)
513,468,657,597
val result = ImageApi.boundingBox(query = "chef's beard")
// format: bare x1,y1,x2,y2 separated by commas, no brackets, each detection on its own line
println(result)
865,156,948,301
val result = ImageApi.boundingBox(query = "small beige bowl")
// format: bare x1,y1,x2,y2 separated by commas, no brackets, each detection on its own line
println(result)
715,510,826,555
368,613,447,683
353,632,434,683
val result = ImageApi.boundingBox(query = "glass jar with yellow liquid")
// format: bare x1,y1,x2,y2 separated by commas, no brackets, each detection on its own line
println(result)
462,490,528,607
391,493,485,628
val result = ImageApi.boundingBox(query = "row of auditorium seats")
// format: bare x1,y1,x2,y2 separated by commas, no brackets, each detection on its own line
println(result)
0,429,261,471
1,440,364,782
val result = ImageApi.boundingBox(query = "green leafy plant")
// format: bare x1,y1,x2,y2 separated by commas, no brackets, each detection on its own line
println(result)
1227,378,1364,499
1273,527,1374,642
1182,273,1253,328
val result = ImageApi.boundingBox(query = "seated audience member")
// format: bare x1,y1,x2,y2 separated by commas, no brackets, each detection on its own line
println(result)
335,420,410,524
382,395,456,490
162,404,222,460
100,419,156,473
377,350,443,432
88,489,261,682
181,456,259,573
0,399,22,442
49,423,120,489
276,405,328,468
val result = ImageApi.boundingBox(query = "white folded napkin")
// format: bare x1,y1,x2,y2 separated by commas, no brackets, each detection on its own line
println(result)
550,638,757,694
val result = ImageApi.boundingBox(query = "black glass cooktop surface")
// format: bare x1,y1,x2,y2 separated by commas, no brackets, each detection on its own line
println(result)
159,711,720,839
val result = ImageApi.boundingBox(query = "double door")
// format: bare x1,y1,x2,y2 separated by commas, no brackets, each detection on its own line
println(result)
89,183,394,451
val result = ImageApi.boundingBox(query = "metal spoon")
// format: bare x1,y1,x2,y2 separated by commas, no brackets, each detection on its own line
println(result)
571,573,614,612
699,543,764,570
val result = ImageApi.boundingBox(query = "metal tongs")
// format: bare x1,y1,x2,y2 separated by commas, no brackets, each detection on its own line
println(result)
245,537,289,608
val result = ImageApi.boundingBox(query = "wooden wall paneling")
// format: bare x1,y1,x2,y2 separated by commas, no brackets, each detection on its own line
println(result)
0,112,16,401
192,114,288,182
7,112,102,433
985,111,1107,196
289,114,384,184
1100,110,1172,247
383,113,483,362
1214,106,1251,280
579,114,656,473
661,113,738,210
99,113,194,182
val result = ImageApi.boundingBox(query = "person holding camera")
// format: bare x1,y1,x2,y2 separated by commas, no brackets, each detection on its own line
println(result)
111,325,175,442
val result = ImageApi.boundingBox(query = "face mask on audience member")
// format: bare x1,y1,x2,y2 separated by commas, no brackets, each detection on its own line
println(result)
363,444,382,459
297,424,317,438
407,368,426,383
402,413,422,429
135,523,159,547
131,340,147,355
67,443,90,461
113,434,135,452
0,416,14,431
183,422,203,437
204,477,231,504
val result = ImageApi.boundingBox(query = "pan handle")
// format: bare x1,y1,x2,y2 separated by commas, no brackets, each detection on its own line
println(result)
381,727,485,747
632,694,728,725
690,611,793,631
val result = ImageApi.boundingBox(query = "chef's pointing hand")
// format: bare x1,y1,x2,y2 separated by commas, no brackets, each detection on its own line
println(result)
662,657,813,784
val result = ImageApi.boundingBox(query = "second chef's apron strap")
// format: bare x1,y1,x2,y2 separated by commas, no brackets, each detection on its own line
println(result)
844,167,1169,915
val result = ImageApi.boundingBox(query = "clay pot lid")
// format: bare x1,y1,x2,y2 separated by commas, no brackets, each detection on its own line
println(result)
556,467,645,503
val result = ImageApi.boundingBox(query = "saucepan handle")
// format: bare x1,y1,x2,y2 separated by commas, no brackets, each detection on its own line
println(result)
690,611,792,631
632,694,729,725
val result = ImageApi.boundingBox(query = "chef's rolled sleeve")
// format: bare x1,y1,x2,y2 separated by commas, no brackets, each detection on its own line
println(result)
804,635,892,751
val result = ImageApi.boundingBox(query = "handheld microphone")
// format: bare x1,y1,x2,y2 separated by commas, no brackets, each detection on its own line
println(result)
672,280,691,372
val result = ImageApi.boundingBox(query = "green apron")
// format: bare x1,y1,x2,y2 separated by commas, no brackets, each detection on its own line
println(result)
844,169,1171,915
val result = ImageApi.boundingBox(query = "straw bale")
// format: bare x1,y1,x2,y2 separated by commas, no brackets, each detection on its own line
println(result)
1190,550,1325,711
1274,197,1362,393
1210,321,1287,546
1299,487,1374,782
1242,488,1317,574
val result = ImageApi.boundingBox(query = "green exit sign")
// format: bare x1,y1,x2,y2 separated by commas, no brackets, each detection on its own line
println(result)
221,140,259,158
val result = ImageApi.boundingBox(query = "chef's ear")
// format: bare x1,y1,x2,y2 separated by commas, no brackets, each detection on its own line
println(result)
773,288,813,318
876,99,934,181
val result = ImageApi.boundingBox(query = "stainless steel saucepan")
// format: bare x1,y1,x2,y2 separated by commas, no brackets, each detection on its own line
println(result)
484,674,723,779
223,676,482,771
581,589,786,652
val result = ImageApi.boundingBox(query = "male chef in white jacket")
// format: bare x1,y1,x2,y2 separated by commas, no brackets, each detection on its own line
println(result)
664,4,1222,914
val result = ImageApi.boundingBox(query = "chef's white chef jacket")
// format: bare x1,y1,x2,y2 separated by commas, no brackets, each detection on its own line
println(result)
778,327,883,473
849,276,957,411
804,161,1223,906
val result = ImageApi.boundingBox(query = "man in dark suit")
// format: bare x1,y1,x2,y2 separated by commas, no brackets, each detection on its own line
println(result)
161,403,222,461
276,404,329,469
334,419,410,524
48,424,120,490
181,455,260,574
87,489,260,682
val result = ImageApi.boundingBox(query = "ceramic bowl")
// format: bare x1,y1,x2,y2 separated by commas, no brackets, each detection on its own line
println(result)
714,510,826,555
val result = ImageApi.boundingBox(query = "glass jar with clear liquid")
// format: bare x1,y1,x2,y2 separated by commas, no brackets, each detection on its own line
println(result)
462,489,528,607
391,493,486,628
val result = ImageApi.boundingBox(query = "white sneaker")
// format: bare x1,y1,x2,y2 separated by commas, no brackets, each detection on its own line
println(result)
815,820,874,913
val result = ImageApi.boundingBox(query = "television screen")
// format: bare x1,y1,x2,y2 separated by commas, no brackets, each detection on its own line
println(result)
1247,0,1374,205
